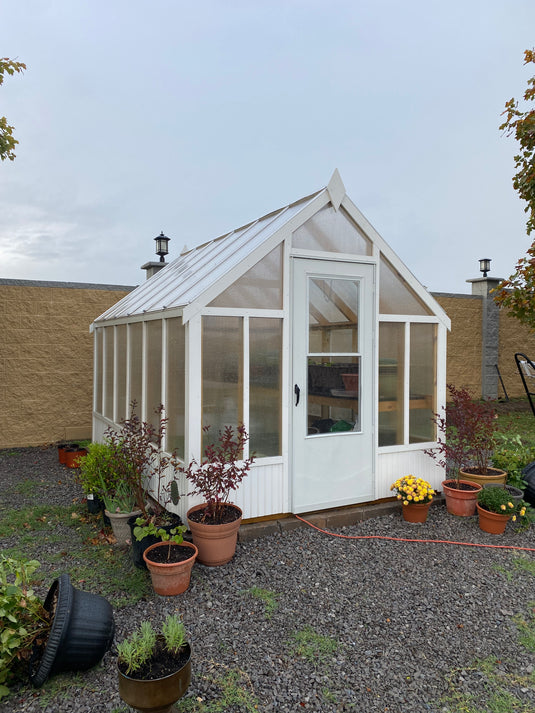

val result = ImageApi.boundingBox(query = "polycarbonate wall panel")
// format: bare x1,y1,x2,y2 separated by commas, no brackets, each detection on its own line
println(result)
166,318,185,458
378,323,404,446
209,244,283,309
292,204,372,255
94,328,103,415
379,255,431,315
250,318,282,457
409,324,436,443
128,322,143,415
202,316,243,452
115,325,127,422
103,327,114,419
145,320,162,431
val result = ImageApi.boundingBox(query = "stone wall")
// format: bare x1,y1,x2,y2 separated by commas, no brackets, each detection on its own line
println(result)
0,280,133,448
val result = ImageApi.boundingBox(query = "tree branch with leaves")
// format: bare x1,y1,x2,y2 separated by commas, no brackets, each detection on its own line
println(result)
493,49,535,328
0,57,26,161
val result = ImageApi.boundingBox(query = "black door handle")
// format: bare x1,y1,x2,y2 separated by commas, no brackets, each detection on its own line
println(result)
294,384,300,406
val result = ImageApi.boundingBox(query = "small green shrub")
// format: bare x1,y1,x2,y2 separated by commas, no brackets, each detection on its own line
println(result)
492,433,535,489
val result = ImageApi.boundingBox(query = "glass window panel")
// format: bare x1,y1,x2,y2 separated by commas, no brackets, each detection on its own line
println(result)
309,278,359,354
379,255,432,315
209,244,283,308
146,320,162,431
94,328,103,415
250,318,282,457
116,325,127,423
166,317,185,458
128,322,143,415
379,323,404,446
202,316,243,451
307,357,360,434
409,324,437,444
103,327,114,419
293,204,372,255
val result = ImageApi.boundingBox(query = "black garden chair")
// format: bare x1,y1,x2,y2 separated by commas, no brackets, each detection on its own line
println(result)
515,352,535,418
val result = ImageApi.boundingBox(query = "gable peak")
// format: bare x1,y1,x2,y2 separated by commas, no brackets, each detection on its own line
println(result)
326,169,346,210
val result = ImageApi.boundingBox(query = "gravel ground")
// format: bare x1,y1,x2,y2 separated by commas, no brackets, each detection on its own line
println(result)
1,446,535,713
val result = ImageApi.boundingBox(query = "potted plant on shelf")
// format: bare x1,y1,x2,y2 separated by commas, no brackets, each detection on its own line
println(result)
181,424,255,567
476,487,527,534
425,384,490,516
390,476,435,523
117,614,191,713
133,520,198,595
0,556,114,700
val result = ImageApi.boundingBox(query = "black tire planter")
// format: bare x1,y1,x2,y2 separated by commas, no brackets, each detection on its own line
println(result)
29,574,115,688
522,461,535,507
128,514,187,570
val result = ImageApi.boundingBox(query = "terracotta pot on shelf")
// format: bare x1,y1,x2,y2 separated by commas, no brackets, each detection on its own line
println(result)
186,503,242,567
402,501,432,523
142,541,198,596
441,479,482,517
459,467,507,488
476,503,511,534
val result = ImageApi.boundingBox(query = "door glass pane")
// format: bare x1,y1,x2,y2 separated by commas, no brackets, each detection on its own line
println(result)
379,323,404,446
409,324,436,443
250,318,282,457
309,278,359,353
307,357,360,434
202,316,243,451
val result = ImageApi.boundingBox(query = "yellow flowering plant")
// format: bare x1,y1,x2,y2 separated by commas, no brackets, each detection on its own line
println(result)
390,476,435,506
477,486,527,520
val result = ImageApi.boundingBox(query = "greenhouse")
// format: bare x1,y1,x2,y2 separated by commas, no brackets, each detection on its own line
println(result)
91,170,450,520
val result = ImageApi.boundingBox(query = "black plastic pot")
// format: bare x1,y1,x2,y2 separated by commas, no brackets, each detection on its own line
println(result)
522,461,535,507
128,514,186,570
86,494,103,515
29,574,115,687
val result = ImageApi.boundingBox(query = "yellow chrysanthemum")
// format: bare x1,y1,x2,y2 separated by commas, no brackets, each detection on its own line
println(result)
500,504,506,511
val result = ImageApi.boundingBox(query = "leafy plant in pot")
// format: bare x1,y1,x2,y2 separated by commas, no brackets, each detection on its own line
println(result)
0,556,114,701
133,520,198,595
476,486,528,535
425,384,488,516
181,424,255,567
117,614,191,713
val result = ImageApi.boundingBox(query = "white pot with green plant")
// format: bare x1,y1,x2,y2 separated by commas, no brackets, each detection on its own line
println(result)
117,615,191,713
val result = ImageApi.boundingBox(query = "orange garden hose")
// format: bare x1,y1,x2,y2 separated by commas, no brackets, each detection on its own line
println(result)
294,514,535,552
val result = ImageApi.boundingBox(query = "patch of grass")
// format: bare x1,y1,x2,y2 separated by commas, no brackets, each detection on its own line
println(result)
245,586,279,619
288,626,339,664
8,478,42,497
0,503,79,537
12,671,100,709
493,554,535,582
514,603,535,652
175,666,258,712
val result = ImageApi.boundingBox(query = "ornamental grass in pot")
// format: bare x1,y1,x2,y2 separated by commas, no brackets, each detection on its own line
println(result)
390,475,435,523
117,614,191,713
181,425,255,566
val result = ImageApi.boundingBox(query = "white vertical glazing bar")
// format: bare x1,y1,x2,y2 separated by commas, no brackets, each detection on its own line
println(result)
243,316,250,460
403,321,410,445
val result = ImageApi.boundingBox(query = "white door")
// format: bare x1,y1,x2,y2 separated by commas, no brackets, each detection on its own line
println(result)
291,258,375,513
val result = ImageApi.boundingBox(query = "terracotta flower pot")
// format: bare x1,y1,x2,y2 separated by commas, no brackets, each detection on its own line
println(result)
459,467,507,488
63,447,87,469
477,503,511,534
118,640,192,713
441,479,482,517
402,501,432,523
143,541,198,596
186,503,242,567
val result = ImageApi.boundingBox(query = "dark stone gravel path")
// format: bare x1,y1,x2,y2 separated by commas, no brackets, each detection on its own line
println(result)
1,446,535,712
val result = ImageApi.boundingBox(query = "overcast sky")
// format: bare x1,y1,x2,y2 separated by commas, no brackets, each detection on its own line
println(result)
1,0,534,294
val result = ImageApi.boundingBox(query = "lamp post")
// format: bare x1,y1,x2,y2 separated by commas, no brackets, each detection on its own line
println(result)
155,232,170,262
479,258,491,278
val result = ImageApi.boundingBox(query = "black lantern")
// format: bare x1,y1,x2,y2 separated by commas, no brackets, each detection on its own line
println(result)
479,258,491,278
154,231,170,262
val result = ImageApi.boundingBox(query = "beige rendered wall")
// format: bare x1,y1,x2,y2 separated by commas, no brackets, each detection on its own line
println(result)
434,294,483,396
0,281,132,448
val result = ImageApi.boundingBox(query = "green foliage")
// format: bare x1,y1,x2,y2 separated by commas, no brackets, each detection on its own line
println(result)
100,479,136,514
0,57,26,162
175,668,258,712
288,626,339,664
0,556,49,700
492,433,535,489
514,603,535,652
246,586,279,619
132,517,186,561
493,49,535,328
117,615,187,676
477,486,526,517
